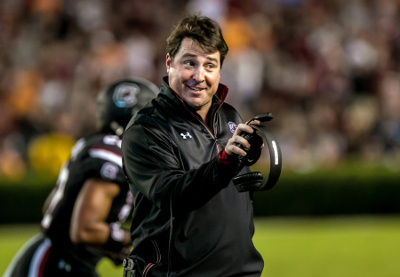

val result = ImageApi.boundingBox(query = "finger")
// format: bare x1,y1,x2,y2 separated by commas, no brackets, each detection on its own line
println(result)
245,119,261,125
235,135,251,150
225,143,248,157
235,123,254,136
229,133,253,149
225,135,252,156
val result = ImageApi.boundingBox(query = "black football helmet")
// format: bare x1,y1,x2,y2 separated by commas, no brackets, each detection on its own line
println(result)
96,77,159,136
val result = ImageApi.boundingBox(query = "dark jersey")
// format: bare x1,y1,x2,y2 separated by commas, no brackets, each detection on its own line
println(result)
41,133,132,268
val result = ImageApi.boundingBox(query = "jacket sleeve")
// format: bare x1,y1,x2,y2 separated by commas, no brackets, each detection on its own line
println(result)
122,122,239,213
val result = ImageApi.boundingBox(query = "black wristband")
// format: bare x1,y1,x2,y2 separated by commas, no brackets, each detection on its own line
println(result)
104,223,126,252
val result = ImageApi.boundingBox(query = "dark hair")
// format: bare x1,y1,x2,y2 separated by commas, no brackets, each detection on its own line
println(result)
166,14,229,66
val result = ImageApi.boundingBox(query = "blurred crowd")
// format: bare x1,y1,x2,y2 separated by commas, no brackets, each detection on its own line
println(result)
1,0,400,180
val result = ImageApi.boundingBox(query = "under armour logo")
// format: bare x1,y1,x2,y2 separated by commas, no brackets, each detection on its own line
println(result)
180,132,192,139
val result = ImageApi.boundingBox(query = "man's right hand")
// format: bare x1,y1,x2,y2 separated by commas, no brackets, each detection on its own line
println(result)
224,120,261,158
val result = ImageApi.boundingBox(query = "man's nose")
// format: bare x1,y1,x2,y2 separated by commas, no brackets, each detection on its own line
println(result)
192,66,205,83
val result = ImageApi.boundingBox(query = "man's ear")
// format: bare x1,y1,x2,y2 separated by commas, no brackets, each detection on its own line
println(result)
166,53,171,73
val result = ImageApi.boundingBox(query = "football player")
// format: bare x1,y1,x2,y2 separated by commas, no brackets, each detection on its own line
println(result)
4,77,159,277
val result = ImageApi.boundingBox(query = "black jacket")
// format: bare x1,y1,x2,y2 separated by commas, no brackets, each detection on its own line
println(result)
122,77,263,276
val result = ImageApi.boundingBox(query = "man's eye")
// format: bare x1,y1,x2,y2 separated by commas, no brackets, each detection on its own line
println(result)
206,64,216,70
184,61,194,66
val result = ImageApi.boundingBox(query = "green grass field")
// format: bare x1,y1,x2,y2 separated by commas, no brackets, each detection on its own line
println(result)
1,216,400,277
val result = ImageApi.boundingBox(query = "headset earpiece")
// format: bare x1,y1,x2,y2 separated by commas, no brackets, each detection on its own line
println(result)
233,172,263,192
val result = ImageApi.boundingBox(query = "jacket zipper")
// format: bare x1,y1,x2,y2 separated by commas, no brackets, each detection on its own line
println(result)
179,99,223,154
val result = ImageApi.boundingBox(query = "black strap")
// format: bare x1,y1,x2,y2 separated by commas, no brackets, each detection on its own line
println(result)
255,125,282,190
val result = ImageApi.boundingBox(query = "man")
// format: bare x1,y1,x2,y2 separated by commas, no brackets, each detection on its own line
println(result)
5,77,159,277
122,15,264,276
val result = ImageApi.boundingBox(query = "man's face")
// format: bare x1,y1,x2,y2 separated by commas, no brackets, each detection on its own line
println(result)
166,38,221,115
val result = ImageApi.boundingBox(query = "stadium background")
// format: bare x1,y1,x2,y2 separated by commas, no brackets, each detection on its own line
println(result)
1,0,399,218
1,0,400,276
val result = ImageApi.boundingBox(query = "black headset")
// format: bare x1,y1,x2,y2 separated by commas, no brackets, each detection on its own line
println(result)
232,113,282,192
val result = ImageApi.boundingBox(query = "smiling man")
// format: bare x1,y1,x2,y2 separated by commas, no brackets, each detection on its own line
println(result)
121,15,264,277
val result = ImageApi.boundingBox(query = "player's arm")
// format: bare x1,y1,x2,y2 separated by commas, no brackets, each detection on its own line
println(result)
70,177,131,248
